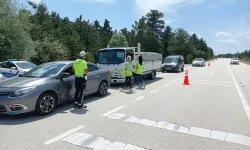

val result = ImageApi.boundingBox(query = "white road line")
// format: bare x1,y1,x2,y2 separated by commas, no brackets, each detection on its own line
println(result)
193,80,234,84
105,113,250,147
226,60,250,124
44,125,84,145
191,82,235,87
135,96,144,101
62,132,145,150
150,89,158,94
102,105,125,117
172,80,176,83
164,84,170,87
209,74,214,77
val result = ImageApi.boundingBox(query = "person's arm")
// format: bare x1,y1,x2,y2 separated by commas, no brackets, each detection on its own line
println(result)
84,63,88,74
72,62,75,73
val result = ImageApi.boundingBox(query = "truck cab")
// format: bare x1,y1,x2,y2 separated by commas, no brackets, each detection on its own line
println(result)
97,47,136,84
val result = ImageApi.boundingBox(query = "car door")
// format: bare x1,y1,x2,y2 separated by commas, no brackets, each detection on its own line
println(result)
58,66,75,102
85,63,99,95
2,62,18,78
0,62,8,77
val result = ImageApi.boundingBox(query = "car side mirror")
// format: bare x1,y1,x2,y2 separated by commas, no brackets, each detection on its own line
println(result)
60,72,71,79
11,67,17,70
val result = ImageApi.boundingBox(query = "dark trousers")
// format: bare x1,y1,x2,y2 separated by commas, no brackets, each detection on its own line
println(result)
135,74,144,85
120,76,132,89
74,77,86,104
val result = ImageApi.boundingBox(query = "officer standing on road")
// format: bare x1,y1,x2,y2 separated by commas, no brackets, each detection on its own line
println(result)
135,55,145,88
119,55,133,92
73,51,88,109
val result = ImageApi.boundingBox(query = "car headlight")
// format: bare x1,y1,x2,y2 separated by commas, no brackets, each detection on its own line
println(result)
9,86,36,97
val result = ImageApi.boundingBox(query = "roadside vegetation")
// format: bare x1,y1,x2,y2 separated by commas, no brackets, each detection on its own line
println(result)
0,0,214,64
216,51,250,65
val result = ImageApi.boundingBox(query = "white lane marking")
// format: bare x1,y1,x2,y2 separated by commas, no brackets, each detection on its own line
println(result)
135,96,144,101
105,113,250,147
164,84,170,87
193,80,234,84
191,82,235,87
226,60,250,124
63,132,145,150
209,74,214,77
44,125,84,145
102,105,125,117
150,89,158,94
172,80,176,83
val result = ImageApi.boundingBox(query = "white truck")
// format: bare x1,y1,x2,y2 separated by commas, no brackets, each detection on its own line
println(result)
96,43,162,84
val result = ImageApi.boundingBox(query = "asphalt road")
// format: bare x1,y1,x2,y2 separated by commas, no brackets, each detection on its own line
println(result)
1,59,250,150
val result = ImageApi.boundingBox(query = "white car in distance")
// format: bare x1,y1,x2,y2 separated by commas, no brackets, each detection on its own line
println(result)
230,58,239,65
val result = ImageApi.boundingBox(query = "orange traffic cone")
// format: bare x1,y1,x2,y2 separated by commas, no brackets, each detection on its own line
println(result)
208,62,210,66
183,70,190,85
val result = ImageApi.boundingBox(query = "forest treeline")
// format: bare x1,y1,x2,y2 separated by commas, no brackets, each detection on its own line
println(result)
0,0,214,64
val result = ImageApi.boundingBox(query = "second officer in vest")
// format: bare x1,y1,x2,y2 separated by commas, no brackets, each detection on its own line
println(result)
119,55,133,92
135,55,145,88
73,51,88,109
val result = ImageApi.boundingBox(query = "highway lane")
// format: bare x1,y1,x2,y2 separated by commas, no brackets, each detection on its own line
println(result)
0,59,250,150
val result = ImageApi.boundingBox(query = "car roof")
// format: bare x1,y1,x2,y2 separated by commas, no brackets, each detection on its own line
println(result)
43,61,96,66
166,55,183,58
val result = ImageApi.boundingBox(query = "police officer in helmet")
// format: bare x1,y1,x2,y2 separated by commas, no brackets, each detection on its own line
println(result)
73,51,88,109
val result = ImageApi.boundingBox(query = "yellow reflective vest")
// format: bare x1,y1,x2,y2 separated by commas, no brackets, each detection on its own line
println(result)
136,62,144,74
122,61,133,76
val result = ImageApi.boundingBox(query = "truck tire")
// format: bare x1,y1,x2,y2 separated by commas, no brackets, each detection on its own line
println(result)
150,71,155,80
126,75,135,86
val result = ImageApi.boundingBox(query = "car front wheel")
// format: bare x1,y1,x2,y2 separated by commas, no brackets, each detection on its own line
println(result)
97,81,108,97
36,93,56,116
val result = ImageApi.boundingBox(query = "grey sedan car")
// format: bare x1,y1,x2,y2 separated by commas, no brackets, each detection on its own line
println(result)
0,61,111,115
192,58,206,67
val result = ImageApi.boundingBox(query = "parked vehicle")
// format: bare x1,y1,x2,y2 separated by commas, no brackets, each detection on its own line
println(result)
161,55,184,73
96,43,162,84
192,58,206,67
0,74,4,82
230,58,239,65
0,59,37,80
0,61,111,115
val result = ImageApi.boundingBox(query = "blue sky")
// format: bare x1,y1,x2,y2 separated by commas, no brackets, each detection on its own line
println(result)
24,0,250,55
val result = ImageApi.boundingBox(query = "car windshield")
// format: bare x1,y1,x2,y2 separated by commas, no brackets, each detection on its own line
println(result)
165,57,179,63
22,63,66,78
194,58,203,61
98,49,125,64
15,62,37,69
231,58,238,60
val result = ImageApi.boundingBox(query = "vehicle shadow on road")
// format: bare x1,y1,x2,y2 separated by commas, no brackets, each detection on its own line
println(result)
0,92,111,125
110,77,164,91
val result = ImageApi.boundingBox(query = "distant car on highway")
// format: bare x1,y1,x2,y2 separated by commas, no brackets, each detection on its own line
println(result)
0,61,111,116
192,58,205,67
161,55,184,73
0,59,37,80
230,58,239,65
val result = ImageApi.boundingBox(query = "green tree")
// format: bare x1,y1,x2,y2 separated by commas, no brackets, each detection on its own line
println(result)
31,37,69,64
108,33,129,48
0,0,35,61
161,25,172,57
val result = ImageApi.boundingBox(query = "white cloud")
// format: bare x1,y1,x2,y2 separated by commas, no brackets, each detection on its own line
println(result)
215,31,231,37
133,0,204,21
72,0,115,4
208,0,240,9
